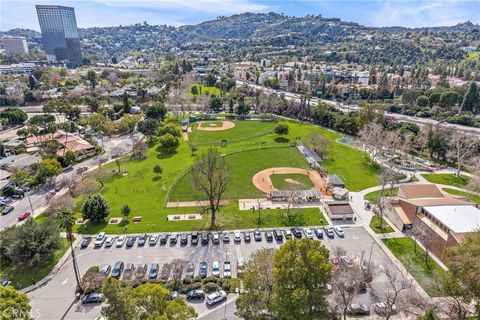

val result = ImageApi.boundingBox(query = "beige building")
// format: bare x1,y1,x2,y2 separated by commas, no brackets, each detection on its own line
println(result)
2,37,29,55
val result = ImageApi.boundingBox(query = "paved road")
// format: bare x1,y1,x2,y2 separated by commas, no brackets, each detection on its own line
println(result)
236,79,480,138
0,132,142,231
28,226,402,319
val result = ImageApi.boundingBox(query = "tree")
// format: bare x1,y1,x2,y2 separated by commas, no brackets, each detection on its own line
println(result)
86,70,97,90
373,169,400,232
0,286,31,320
82,193,111,224
209,96,223,111
274,123,289,136
64,150,77,166
137,119,159,139
153,164,163,175
190,149,229,227
439,91,459,109
145,103,167,120
304,132,331,159
236,248,276,319
27,74,37,91
158,133,179,150
85,96,100,113
101,278,137,320
417,309,437,320
447,130,478,176
0,219,61,267
158,123,181,137
190,85,198,95
121,205,131,220
0,108,28,126
123,91,131,113
36,158,63,183
205,73,217,87
57,209,82,292
416,95,429,108
462,82,479,114
271,238,333,319
132,139,148,160
190,145,197,156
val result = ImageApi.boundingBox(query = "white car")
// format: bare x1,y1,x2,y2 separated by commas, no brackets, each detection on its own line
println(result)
324,226,335,238
94,232,106,247
237,258,245,276
116,235,126,247
206,290,227,305
303,227,314,239
234,231,241,242
374,302,397,313
105,237,115,247
212,261,220,277
334,226,345,237
212,232,220,244
149,235,158,246
223,261,232,278
284,229,292,239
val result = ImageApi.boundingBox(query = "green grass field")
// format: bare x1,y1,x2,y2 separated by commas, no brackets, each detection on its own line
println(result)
0,238,69,289
383,237,445,297
67,119,378,234
421,173,470,188
369,215,395,233
364,187,398,203
270,173,314,190
190,84,220,97
442,188,480,204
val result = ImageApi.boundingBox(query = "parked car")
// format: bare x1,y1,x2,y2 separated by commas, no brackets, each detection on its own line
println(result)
186,289,205,300
123,263,135,280
180,234,188,245
149,235,159,246
135,264,148,279
105,237,115,248
324,226,335,238
206,290,227,305
274,229,283,241
212,261,220,277
99,264,111,275
284,229,292,239
160,264,171,280
223,231,230,243
82,293,104,304
111,261,124,279
265,231,273,242
159,234,168,245
291,227,302,238
331,255,340,268
185,263,195,278
373,302,397,314
223,261,232,278
334,226,344,237
80,237,91,248
346,280,367,294
116,235,126,247
234,231,241,242
126,236,136,248
347,303,370,316
243,231,251,242
191,231,199,245
170,233,178,245
18,211,31,221
94,232,106,247
201,233,209,245
340,256,354,268
303,227,314,239
212,232,220,244
138,234,147,246
254,230,262,241
149,263,159,279
313,227,323,239
199,262,208,278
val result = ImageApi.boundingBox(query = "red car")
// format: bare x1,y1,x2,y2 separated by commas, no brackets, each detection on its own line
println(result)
18,211,31,221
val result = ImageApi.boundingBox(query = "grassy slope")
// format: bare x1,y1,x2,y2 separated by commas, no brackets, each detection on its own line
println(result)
270,173,314,190
364,187,399,203
190,84,220,97
0,238,70,289
369,215,395,234
383,237,445,297
442,188,480,204
421,173,470,188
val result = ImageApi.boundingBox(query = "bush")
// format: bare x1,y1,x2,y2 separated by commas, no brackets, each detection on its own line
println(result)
158,133,179,150
182,277,193,285
192,276,202,283
202,276,218,284
204,282,219,292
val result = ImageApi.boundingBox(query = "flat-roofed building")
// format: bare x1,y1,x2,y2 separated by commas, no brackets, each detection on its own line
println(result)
2,37,29,54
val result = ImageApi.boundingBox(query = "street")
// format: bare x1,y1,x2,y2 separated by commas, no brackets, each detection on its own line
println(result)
28,226,402,320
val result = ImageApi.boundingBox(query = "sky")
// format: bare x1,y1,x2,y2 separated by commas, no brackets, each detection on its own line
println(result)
1,0,480,31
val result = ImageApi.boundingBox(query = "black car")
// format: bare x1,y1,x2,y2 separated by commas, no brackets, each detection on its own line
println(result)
243,231,251,242
201,233,209,245
291,227,302,238
138,234,147,246
149,263,159,279
314,227,324,239
274,229,283,241
254,230,262,241
170,234,178,245
180,234,188,245
191,231,199,245
111,261,124,279
126,236,136,248
80,237,91,248
186,289,205,300
82,293,104,304
199,262,208,278
265,231,273,242
159,234,168,245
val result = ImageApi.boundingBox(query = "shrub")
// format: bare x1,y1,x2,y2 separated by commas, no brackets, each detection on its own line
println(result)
202,276,218,284
192,276,202,283
182,277,193,285
204,282,219,292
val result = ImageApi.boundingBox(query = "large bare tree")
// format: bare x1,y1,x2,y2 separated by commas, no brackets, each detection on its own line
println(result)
372,168,400,232
447,130,478,176
331,261,366,320
190,149,229,227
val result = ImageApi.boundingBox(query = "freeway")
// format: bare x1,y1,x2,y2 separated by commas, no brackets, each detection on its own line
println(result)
236,79,480,138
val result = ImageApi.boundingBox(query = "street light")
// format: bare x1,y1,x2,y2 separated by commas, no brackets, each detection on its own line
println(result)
367,241,381,270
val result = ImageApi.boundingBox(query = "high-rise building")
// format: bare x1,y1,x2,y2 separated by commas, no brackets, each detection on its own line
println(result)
1,37,29,55
35,5,82,66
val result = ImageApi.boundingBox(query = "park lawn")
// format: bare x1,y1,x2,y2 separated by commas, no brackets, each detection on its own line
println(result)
190,84,220,97
270,173,314,190
198,121,224,128
383,237,445,297
369,215,395,233
421,173,470,188
364,187,399,203
442,188,480,204
0,238,69,289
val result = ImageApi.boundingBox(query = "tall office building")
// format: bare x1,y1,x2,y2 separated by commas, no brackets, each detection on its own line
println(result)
1,37,29,55
35,5,82,66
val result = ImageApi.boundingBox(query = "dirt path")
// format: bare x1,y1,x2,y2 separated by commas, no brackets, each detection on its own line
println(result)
182,131,189,141
252,167,330,194
196,121,235,131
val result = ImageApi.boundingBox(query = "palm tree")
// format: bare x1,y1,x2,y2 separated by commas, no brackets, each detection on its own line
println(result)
57,209,83,293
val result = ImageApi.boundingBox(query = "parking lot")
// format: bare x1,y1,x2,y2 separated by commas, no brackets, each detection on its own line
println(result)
28,226,400,319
